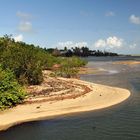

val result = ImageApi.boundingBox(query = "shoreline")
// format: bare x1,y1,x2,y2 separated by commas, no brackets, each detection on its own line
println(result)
113,60,140,65
0,78,131,131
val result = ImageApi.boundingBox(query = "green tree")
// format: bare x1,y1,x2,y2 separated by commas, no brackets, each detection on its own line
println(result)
0,36,46,85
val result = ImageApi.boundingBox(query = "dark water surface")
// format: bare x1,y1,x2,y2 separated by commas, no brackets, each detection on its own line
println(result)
0,56,140,140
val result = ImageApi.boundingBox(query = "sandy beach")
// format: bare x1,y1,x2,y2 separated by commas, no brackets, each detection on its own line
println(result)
0,78,130,131
113,61,140,65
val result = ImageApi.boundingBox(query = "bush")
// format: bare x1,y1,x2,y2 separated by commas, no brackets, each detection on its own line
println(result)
0,35,87,84
55,56,87,78
0,37,46,85
0,66,26,110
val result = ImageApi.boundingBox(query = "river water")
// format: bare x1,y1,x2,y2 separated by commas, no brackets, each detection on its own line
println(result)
0,56,140,140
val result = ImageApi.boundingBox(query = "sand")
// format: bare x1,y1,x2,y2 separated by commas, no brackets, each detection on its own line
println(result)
78,67,102,74
113,61,140,65
0,78,130,131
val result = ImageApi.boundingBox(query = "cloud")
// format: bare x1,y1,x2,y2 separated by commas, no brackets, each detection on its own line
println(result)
107,36,123,48
129,15,140,25
57,41,88,49
14,34,23,42
129,43,137,49
16,11,35,33
18,21,33,32
94,39,106,48
58,41,73,49
16,11,32,20
94,36,124,49
105,11,115,17
75,42,88,47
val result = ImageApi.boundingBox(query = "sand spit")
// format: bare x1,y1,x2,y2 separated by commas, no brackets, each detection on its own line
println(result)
0,77,131,131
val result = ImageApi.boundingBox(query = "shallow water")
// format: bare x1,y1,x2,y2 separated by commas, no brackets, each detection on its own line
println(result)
0,56,140,140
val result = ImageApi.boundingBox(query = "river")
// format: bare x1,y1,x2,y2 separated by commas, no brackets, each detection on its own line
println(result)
0,56,140,140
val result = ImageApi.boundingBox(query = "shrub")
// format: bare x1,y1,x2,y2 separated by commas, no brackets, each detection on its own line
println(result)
55,56,87,78
0,66,26,110
0,38,46,85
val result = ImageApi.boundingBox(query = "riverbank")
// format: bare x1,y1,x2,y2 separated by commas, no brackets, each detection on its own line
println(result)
0,76,130,131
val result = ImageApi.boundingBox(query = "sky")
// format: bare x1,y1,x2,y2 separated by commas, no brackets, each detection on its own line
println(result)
0,0,140,54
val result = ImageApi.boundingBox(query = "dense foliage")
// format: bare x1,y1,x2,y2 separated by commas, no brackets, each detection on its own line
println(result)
0,36,55,85
0,35,86,109
0,35,86,85
0,66,26,110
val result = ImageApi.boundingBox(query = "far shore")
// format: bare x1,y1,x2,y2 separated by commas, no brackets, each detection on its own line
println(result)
113,60,140,65
0,78,131,131
78,60,140,75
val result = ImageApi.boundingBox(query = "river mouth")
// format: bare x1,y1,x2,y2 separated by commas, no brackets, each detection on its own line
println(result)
0,56,140,140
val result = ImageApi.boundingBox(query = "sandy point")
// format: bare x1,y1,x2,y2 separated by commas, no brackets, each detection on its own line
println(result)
0,78,131,131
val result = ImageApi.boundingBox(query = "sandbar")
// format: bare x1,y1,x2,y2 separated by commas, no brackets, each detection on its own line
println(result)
0,78,130,131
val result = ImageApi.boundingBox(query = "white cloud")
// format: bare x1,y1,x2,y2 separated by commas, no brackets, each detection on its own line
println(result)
105,11,115,17
129,43,137,49
57,41,88,49
75,42,88,47
16,11,35,33
18,21,33,32
58,41,73,49
94,39,106,48
94,36,124,49
14,34,23,42
17,11,32,20
129,15,140,25
107,36,123,48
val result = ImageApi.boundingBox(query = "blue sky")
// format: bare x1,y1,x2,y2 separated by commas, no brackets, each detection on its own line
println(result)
0,0,140,54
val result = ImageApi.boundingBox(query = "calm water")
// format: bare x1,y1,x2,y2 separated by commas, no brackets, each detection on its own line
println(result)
0,56,140,140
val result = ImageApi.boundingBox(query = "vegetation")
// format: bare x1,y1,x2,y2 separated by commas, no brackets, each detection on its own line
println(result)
0,66,26,110
0,35,54,85
0,35,87,84
0,37,47,85
0,35,86,109
55,56,87,78
45,47,118,57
